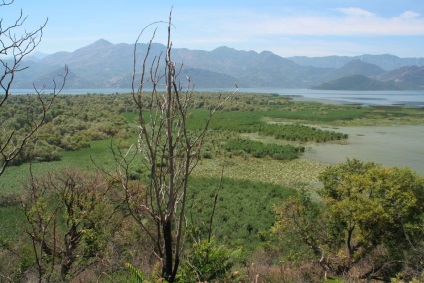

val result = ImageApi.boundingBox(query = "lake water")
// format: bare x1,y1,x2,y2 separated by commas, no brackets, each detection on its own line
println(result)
234,88,424,107
303,125,424,176
283,89,424,107
9,88,424,107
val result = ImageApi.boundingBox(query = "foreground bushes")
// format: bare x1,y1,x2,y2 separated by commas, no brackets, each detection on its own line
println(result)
273,159,424,282
1,160,423,282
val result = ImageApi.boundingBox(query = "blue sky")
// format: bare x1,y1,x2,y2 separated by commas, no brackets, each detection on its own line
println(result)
3,0,424,57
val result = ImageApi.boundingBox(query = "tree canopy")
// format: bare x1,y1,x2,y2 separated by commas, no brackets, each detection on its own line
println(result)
274,159,424,281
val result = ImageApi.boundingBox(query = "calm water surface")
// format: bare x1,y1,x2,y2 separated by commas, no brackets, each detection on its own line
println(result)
303,125,424,176
236,88,424,107
284,89,424,107
9,88,424,107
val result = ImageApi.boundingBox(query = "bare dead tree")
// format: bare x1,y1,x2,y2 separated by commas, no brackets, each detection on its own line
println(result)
114,11,237,282
0,0,68,175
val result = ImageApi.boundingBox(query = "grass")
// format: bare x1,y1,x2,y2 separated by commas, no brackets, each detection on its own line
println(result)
193,156,325,189
0,136,323,198
0,139,118,196
0,205,26,239
186,177,297,251
264,103,370,122
0,168,297,259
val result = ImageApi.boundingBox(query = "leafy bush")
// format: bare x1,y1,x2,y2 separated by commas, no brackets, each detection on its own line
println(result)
10,140,61,165
1,94,133,166
260,123,348,142
273,159,424,281
225,138,304,160
177,239,241,282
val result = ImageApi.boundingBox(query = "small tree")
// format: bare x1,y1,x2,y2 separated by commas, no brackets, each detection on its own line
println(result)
0,0,67,175
114,11,236,282
21,169,115,282
273,159,424,281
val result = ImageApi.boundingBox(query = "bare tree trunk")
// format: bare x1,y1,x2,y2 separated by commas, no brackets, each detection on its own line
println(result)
115,10,237,282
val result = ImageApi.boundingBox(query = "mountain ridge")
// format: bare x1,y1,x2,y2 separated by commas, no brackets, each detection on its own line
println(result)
288,54,424,71
313,74,399,91
9,39,424,90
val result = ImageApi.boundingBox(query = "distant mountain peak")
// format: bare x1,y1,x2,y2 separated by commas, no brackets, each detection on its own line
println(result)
339,59,385,76
212,46,234,51
92,39,113,46
74,39,114,51
211,46,241,55
72,39,115,55
260,50,273,55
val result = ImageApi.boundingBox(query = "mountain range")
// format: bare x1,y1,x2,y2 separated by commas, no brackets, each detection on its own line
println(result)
8,39,424,90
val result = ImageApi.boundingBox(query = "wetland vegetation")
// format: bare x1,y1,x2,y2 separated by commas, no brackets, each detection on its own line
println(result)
1,91,423,282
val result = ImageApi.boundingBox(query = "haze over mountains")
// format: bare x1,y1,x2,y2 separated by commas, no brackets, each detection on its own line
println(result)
9,39,424,90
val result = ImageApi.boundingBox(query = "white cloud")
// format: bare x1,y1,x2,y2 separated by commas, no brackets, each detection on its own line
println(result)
225,8,424,36
399,11,420,19
336,7,375,17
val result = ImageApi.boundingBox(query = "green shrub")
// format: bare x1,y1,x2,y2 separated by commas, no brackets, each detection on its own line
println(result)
177,239,241,283
225,138,304,160
10,140,61,165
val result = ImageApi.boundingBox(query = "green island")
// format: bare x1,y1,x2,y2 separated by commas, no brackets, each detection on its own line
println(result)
1,91,423,282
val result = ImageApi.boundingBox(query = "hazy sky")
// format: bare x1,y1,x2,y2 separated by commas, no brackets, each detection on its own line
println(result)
3,0,424,57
